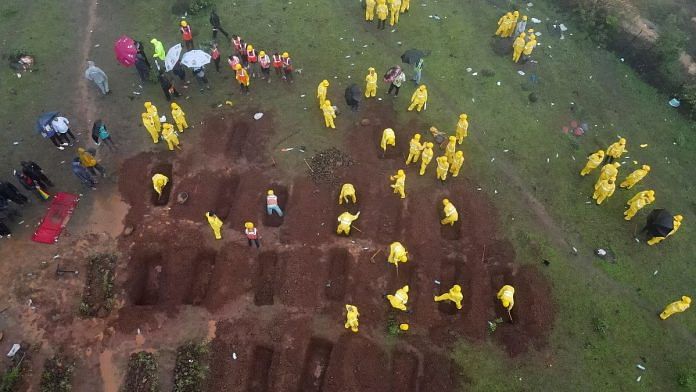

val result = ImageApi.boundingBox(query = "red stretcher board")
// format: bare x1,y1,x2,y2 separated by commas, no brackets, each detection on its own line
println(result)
31,192,80,244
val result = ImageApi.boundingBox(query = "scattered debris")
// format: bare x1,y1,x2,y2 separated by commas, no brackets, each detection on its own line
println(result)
307,147,354,184
253,112,264,120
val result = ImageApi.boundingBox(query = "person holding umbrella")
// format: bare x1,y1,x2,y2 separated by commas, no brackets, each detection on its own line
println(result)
647,214,683,246
181,49,212,92
385,66,406,97
37,112,65,149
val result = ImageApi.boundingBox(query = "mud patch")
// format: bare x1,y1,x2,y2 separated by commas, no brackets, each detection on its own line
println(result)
254,251,278,306
247,346,274,392
325,248,350,301
184,249,217,305
171,172,240,221
262,184,288,228
202,116,271,163
79,253,117,317
298,338,333,392
150,163,173,206
390,350,420,392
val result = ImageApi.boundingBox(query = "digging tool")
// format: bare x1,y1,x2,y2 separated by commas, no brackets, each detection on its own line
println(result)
481,245,487,263
351,225,363,233
370,249,382,263
271,156,276,167
507,308,514,323
303,158,314,173
56,265,78,276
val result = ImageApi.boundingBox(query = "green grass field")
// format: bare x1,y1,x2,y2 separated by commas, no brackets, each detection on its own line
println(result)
0,0,694,390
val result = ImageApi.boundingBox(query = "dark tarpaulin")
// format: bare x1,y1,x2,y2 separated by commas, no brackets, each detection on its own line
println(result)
644,209,674,237
401,49,425,65
344,83,362,107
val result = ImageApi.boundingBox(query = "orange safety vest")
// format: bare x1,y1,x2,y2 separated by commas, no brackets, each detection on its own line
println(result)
180,26,192,41
228,56,240,69
272,55,283,68
236,69,249,85
247,49,257,63
232,37,242,51
259,55,270,68
267,195,278,206
282,57,292,71
245,228,258,239
211,48,220,60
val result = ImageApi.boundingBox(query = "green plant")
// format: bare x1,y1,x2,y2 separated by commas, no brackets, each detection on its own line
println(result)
592,317,609,335
188,0,212,15
386,316,400,336
173,342,210,392
40,356,74,392
678,369,696,390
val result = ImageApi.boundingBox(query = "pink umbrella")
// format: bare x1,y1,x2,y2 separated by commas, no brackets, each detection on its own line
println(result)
114,35,137,67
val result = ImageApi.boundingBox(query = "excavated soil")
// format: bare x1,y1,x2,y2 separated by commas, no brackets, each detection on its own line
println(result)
113,107,555,390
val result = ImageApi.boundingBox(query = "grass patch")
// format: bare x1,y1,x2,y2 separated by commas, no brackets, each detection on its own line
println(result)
173,342,210,392
79,253,117,318
40,355,74,392
0,345,28,392
122,352,159,392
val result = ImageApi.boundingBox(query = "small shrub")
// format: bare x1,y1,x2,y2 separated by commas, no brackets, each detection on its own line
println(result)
677,369,696,389
592,317,609,335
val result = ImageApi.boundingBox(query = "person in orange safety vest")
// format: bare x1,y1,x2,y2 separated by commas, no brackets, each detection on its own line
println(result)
180,21,194,50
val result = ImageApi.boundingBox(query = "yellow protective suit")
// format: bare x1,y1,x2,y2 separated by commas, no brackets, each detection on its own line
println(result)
337,211,360,235
389,0,401,26
512,33,526,63
161,123,181,151
495,12,512,36
434,284,463,309
456,114,469,144
648,215,682,245
376,2,388,21
628,190,655,206
365,68,377,97
497,285,515,310
420,142,434,175
390,169,406,198
620,165,650,189
406,134,422,164
322,100,336,129
205,212,223,240
77,148,97,168
599,162,621,181
445,136,457,163
400,0,409,13
387,285,409,311
388,241,408,267
152,174,169,197
606,138,628,159
523,38,537,57
365,0,376,20
408,85,428,112
449,151,464,177
580,150,605,176
592,178,616,205
436,156,449,181
144,102,161,132
171,103,189,133
660,296,691,320
339,183,357,204
441,199,458,225
317,80,329,108
142,112,159,143
344,304,360,332
506,11,520,37
624,193,654,221
381,128,396,152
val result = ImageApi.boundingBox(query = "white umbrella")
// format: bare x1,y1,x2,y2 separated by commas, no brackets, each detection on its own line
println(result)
165,44,182,72
180,50,211,69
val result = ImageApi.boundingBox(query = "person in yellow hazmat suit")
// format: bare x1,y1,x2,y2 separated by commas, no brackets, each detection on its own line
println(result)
142,111,159,143
659,296,691,320
623,191,654,220
627,189,655,206
512,32,526,63
321,100,336,129
337,211,360,235
445,136,457,163
365,67,378,98
580,150,605,176
144,102,161,133
497,285,515,310
495,12,512,36
592,178,616,205
365,0,376,21
389,0,402,26
619,165,650,189
400,0,409,13
170,103,189,133
606,138,628,161
405,133,422,165
648,215,683,246
205,211,223,240
161,123,181,151
344,304,360,332
317,79,329,108
522,36,537,60
449,151,464,177
376,0,389,30
388,241,408,267
381,128,396,152
152,173,169,197
505,10,520,37
390,169,406,198
387,285,409,311
419,142,434,175
456,114,469,144
434,284,463,309
441,199,458,225
407,85,428,112
338,183,357,204
436,156,450,181
599,162,621,181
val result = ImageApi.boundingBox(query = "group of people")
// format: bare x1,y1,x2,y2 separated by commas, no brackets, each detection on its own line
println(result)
495,10,538,63
0,162,53,236
363,0,411,30
140,101,189,151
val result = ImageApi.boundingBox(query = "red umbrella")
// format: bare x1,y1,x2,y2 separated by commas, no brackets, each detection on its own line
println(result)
114,35,137,67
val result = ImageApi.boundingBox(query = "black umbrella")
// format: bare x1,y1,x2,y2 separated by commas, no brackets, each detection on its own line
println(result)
344,84,361,110
644,209,674,237
401,49,425,65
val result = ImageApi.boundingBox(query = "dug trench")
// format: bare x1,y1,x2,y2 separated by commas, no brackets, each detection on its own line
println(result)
324,247,350,302
150,162,173,206
298,337,334,392
247,346,274,392
262,184,288,228
254,251,279,306
390,349,421,392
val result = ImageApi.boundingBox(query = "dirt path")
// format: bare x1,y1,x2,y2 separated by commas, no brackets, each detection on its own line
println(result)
76,0,99,125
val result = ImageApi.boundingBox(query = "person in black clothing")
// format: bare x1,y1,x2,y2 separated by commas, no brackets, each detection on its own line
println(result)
0,197,21,223
209,9,230,39
135,53,150,83
0,182,27,205
0,220,10,237
20,161,53,188
172,62,187,83
158,71,181,101
135,40,151,69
